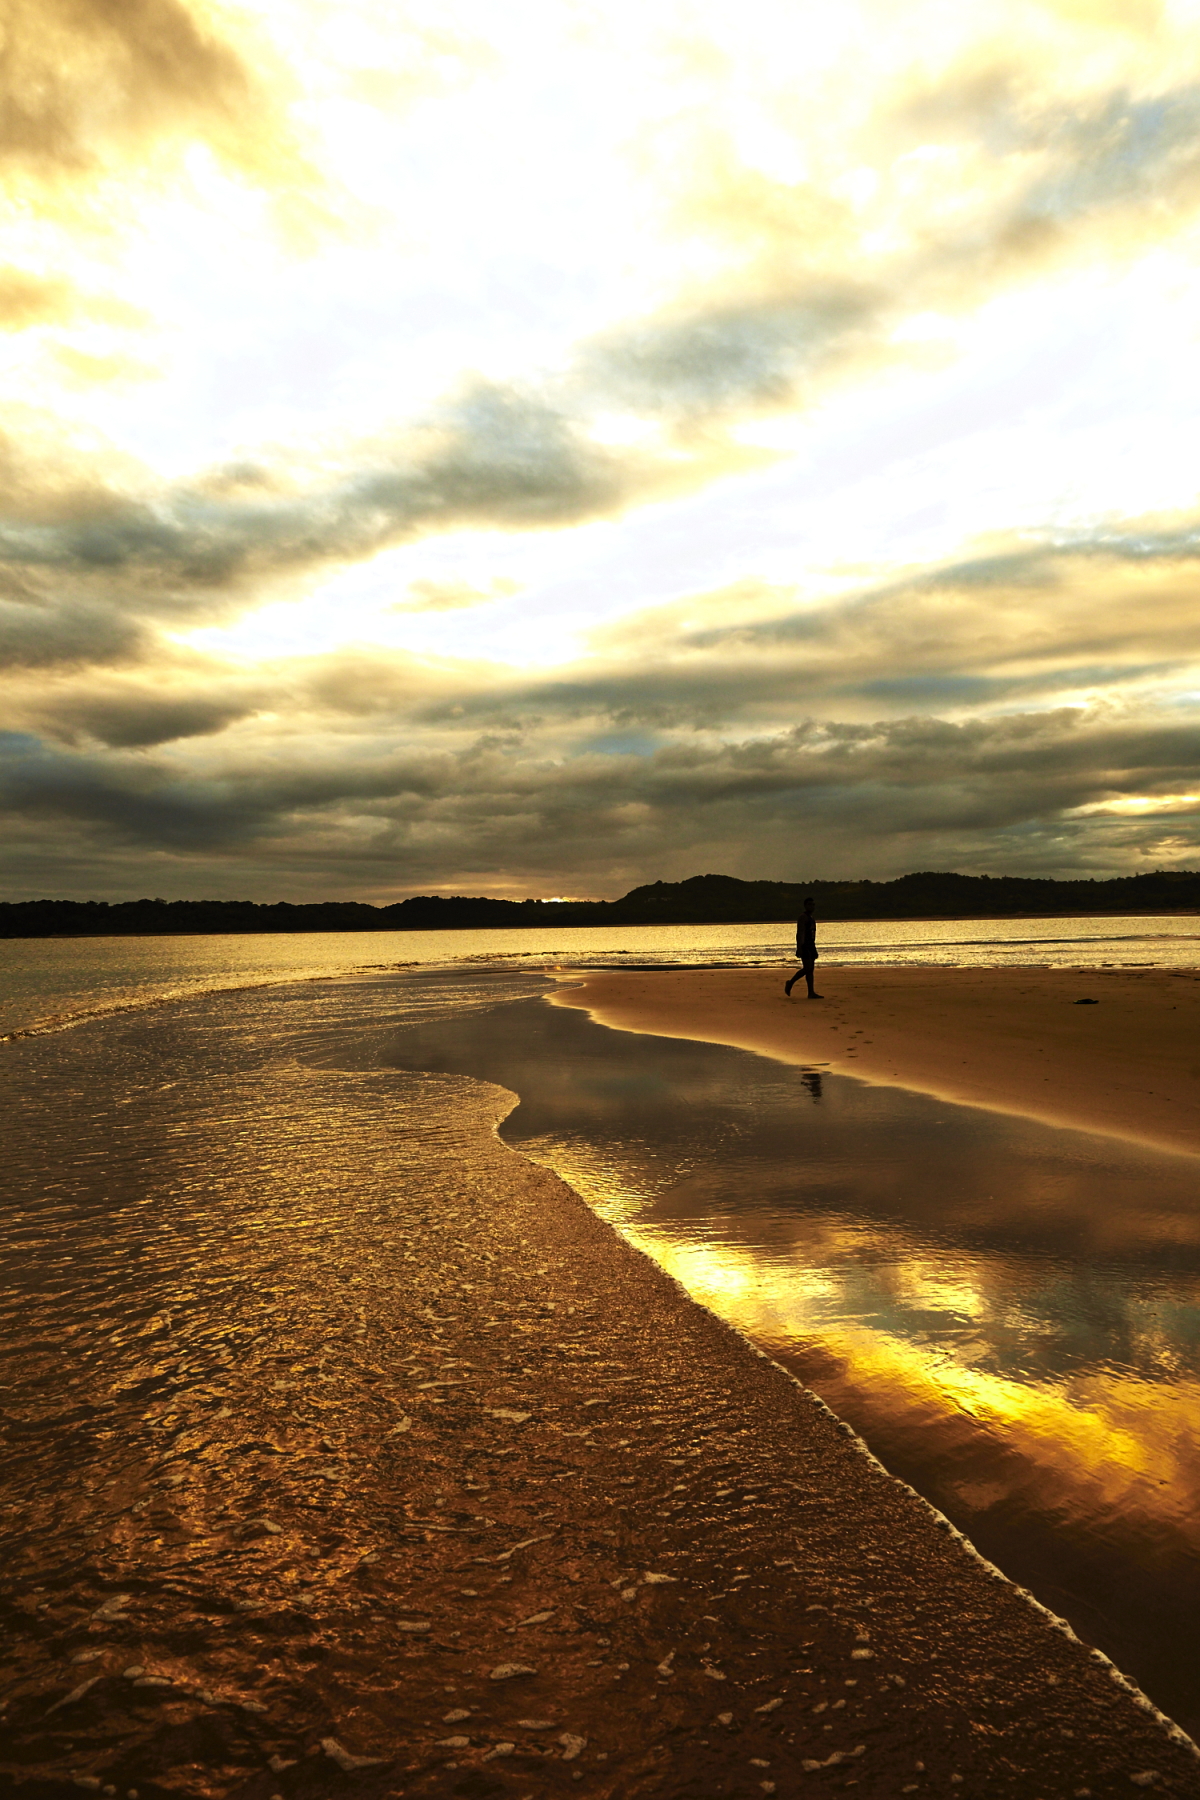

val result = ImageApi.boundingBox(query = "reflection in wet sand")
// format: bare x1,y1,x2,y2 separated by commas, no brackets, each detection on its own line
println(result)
380,993,1200,1732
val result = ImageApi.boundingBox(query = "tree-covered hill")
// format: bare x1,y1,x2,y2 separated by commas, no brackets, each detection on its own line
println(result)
2,869,1198,936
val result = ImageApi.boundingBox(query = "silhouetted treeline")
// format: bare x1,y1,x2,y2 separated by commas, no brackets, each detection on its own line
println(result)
2,869,1198,937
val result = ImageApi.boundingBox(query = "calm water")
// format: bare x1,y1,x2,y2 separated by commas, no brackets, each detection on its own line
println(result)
380,989,1200,1735
3,912,1198,1039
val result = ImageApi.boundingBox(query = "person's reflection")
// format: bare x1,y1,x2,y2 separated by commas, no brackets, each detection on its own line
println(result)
801,1070,823,1102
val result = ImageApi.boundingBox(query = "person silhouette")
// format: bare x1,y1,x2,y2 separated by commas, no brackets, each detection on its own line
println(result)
784,896,822,999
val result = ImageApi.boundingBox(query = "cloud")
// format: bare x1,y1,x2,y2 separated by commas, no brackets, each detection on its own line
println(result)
388,529,1200,739
0,0,330,249
3,686,1196,897
659,63,1200,383
0,379,760,660
8,45,1200,665
0,385,614,594
388,577,517,614
4,515,1199,896
0,267,147,331
1,0,284,189
577,283,879,419
0,594,147,671
14,680,262,750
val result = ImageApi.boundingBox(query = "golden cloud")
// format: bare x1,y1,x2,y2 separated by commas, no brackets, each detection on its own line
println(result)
0,0,319,224
0,266,144,330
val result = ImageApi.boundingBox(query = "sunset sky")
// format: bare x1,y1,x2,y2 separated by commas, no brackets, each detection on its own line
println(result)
4,0,1200,900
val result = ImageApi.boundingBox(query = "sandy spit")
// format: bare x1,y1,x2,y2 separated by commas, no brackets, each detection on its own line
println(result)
553,963,1200,1161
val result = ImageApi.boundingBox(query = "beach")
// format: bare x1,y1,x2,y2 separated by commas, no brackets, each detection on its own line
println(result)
3,965,1200,1798
554,963,1200,1161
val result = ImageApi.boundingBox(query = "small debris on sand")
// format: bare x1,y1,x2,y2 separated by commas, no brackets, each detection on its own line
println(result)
46,1678,101,1716
320,1737,388,1771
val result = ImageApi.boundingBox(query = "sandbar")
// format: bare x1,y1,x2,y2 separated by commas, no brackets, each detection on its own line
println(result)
553,963,1200,1161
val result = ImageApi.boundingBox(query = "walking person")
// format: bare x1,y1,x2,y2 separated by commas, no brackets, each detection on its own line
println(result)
784,895,822,998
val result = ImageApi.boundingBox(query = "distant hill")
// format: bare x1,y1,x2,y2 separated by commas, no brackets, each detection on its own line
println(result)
2,869,1198,937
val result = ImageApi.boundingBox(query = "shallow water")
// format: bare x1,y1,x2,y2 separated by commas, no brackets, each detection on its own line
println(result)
5,961,1200,1745
4,911,1197,1038
378,990,1200,1736
0,966,548,1560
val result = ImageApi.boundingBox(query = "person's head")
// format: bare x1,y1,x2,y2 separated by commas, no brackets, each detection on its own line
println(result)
803,895,815,914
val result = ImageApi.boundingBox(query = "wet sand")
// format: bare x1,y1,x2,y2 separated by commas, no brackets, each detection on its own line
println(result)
553,964,1200,1160
4,974,1200,1798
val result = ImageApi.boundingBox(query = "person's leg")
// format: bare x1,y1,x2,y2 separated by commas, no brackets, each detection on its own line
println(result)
803,957,821,998
784,966,797,995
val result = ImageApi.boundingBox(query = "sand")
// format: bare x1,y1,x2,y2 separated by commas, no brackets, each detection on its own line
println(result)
553,963,1200,1161
4,970,1200,1799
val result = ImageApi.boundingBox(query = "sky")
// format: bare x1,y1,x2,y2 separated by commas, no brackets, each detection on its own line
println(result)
3,0,1200,902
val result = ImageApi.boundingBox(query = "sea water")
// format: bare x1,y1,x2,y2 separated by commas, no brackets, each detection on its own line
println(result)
3,911,1198,1039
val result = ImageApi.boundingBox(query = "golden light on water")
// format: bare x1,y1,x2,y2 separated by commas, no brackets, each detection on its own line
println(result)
531,1133,1200,1551
649,1227,1200,1535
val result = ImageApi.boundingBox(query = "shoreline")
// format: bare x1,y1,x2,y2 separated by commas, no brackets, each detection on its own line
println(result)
551,963,1200,1162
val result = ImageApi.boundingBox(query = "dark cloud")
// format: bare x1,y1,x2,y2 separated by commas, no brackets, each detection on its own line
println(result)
23,686,261,749
2,699,1196,898
0,733,257,851
3,508,1199,900
0,593,147,670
